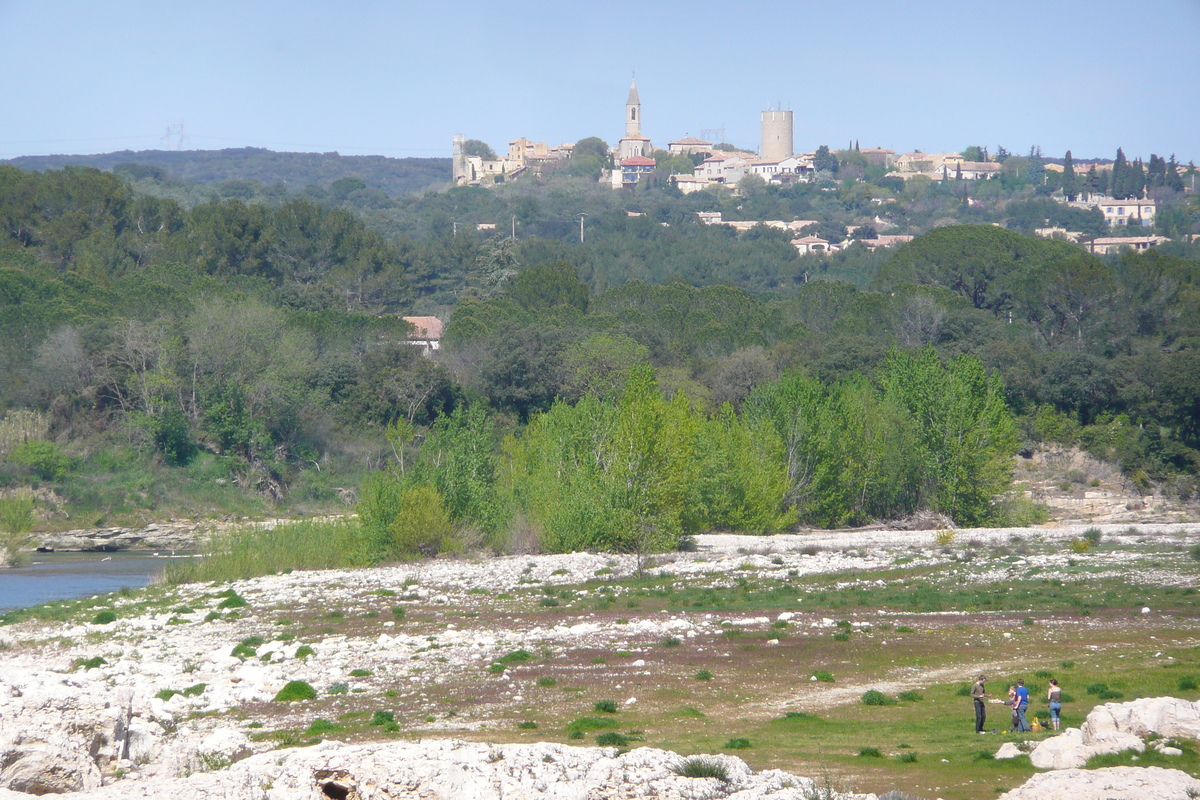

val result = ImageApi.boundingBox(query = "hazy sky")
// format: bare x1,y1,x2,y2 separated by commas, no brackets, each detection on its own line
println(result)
2,0,1198,163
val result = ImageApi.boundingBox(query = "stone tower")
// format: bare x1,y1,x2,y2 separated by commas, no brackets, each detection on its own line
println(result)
618,79,651,160
760,109,794,161
626,79,641,138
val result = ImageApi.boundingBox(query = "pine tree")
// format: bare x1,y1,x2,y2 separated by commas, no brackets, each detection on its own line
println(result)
1147,154,1166,188
1062,150,1078,201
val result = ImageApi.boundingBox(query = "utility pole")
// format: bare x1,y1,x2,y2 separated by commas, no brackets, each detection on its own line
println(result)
577,213,587,243
452,221,459,236
511,215,517,239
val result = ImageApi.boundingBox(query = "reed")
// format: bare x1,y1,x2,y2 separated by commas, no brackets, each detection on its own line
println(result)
163,519,365,584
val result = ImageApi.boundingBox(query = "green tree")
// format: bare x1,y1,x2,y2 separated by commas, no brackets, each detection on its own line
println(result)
463,139,497,160
506,261,588,313
813,145,839,174
1062,150,1079,201
879,348,1018,525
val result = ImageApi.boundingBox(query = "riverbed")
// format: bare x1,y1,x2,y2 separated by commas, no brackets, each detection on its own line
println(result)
0,551,193,611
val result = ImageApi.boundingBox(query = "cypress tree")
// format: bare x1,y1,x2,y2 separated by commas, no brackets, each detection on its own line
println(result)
1062,150,1078,201
1131,158,1146,199
1166,155,1184,192
1111,148,1129,199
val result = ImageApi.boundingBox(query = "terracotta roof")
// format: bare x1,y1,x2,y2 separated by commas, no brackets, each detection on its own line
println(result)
670,137,712,145
621,156,657,167
402,316,443,340
620,134,651,141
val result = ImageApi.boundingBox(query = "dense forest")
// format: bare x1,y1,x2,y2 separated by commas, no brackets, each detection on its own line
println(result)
1,151,1198,559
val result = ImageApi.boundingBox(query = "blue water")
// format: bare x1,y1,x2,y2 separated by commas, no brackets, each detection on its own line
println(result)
0,552,186,612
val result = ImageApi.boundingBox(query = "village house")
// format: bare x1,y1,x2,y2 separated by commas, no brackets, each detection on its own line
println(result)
611,155,657,188
401,316,443,355
668,136,714,155
1086,235,1169,255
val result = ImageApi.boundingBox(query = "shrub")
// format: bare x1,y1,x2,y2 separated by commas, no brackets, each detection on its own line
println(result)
75,656,106,670
1082,527,1102,546
240,635,264,647
218,592,248,609
486,663,506,674
895,625,914,633
8,441,71,481
694,669,713,681
499,649,533,664
392,607,406,619
897,690,923,702
596,732,630,746
567,730,585,740
673,756,728,780
955,684,972,696
273,681,316,702
594,700,618,714
91,610,116,625
370,710,395,726
516,721,538,730
898,752,918,763
1070,539,1091,553
862,690,896,706
182,683,206,696
661,636,682,647
1061,660,1075,669
1179,677,1198,692
230,643,257,660
973,750,994,761
812,671,835,683
832,631,850,642
723,738,751,749
327,682,349,695
295,645,315,659
155,689,179,701
858,747,882,757
1190,543,1200,562
536,676,557,688
349,668,373,677
387,484,456,559
935,529,956,546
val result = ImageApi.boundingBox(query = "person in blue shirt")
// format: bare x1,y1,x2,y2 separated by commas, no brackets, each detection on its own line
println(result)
1013,679,1031,732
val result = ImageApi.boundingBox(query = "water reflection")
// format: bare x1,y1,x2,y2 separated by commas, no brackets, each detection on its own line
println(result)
0,551,195,612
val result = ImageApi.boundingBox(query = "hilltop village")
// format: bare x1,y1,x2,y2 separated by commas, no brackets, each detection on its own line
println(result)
452,80,1194,257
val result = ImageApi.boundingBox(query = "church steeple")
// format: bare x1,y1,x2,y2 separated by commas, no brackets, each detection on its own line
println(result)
625,78,641,138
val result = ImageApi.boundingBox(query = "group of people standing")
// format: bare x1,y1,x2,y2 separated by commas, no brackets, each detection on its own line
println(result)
971,675,1062,734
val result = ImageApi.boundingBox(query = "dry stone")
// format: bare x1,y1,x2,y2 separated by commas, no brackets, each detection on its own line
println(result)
1028,697,1200,770
998,766,1200,800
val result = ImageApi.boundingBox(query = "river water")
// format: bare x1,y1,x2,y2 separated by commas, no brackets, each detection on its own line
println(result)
0,552,191,612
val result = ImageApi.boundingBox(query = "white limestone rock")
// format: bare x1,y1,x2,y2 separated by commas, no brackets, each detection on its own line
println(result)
1028,697,1200,770
999,766,1200,800
994,742,1024,759
0,744,103,794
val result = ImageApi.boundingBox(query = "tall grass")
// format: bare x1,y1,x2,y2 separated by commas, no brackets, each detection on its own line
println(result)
0,490,36,566
163,519,366,584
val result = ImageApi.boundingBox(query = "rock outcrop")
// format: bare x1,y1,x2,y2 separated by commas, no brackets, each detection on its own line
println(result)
998,766,1200,800
1027,696,1200,770
0,739,874,799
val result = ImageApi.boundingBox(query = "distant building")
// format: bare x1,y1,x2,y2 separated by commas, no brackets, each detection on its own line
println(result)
402,316,443,355
668,136,713,155
761,109,794,162
617,79,653,160
452,134,571,186
859,148,896,167
1086,235,1168,255
611,155,657,188
791,235,832,255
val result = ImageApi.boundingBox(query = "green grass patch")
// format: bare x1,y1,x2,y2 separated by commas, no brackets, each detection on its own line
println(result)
862,690,896,706
567,716,618,733
164,520,366,585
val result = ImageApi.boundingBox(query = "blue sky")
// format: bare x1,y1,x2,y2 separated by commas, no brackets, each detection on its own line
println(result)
2,0,1197,163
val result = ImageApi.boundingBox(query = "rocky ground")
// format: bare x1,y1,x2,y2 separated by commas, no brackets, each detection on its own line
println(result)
2,522,1199,799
